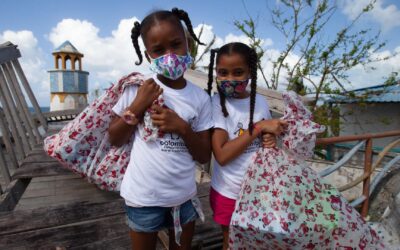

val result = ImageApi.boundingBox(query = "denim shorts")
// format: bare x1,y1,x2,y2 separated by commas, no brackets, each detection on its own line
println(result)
125,199,199,232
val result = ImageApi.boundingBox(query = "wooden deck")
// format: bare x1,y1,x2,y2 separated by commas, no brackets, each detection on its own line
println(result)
0,169,221,249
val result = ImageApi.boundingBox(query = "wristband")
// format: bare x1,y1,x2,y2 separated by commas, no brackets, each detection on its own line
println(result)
253,123,262,134
122,109,139,126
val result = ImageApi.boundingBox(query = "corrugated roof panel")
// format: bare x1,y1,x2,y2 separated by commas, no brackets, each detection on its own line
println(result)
326,83,400,103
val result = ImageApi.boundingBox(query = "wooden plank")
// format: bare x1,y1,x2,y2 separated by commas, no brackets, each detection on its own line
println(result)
24,146,45,154
0,145,11,185
195,232,223,249
12,59,48,130
3,62,37,148
0,110,19,169
16,191,118,211
0,67,31,154
0,42,21,64
0,77,26,160
17,185,56,199
197,184,211,199
0,199,124,235
1,63,35,151
12,162,71,179
19,177,91,198
29,173,79,182
22,153,58,164
70,235,132,250
0,179,31,212
41,108,84,120
14,174,119,210
5,61,42,144
0,214,129,249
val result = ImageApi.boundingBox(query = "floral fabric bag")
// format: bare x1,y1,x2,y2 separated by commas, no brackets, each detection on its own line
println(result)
43,72,163,191
229,91,385,249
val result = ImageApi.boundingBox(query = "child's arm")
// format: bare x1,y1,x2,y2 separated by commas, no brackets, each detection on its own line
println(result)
151,105,211,164
108,79,163,147
212,119,287,166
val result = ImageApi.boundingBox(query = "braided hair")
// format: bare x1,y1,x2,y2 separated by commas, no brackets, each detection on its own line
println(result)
131,8,204,65
207,42,258,134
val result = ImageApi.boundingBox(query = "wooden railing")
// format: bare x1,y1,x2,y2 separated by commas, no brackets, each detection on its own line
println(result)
316,130,400,217
35,108,85,123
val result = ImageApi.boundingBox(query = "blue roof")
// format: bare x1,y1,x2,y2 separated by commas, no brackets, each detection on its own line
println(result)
326,82,400,103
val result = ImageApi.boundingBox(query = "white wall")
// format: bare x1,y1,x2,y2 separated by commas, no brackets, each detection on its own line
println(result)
78,95,87,108
64,95,75,109
339,103,400,149
50,95,61,111
51,94,86,111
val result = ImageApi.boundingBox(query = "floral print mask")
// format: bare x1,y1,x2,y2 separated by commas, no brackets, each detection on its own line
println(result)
149,52,193,80
216,78,249,97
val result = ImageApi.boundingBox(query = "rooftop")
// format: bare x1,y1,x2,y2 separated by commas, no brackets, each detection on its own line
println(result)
53,40,82,54
326,81,400,103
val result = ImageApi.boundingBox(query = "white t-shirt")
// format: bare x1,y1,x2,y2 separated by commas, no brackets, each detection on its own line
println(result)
112,74,213,207
211,93,271,199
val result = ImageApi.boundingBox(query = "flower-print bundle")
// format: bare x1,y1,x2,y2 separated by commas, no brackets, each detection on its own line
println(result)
229,91,385,249
44,72,163,191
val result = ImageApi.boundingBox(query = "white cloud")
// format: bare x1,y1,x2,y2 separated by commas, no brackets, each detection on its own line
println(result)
340,0,400,32
0,30,49,106
345,46,400,89
192,24,274,71
48,18,150,95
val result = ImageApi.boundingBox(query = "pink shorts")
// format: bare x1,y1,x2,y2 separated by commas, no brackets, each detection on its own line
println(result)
209,187,236,226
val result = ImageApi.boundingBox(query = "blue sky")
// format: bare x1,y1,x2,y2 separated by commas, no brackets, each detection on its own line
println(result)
1,0,399,106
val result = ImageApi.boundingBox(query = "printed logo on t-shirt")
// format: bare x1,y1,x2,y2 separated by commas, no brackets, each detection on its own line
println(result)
233,121,261,153
234,122,245,136
159,116,196,153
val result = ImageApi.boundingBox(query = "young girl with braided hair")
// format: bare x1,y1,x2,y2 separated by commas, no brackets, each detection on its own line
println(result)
108,8,213,250
207,42,287,249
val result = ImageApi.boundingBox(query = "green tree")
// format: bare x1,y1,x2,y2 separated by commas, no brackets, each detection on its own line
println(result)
235,0,394,135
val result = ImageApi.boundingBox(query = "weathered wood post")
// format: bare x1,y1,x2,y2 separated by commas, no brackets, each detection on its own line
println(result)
361,138,373,217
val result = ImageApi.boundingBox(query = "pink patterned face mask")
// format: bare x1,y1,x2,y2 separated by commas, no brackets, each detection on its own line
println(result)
149,52,193,80
216,78,249,97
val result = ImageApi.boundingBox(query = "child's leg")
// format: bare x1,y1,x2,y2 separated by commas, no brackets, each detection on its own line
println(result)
125,205,169,250
221,225,229,250
168,220,195,250
129,231,158,250
209,188,236,250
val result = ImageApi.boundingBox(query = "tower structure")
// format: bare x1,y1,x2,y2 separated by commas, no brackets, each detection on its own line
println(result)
49,41,89,111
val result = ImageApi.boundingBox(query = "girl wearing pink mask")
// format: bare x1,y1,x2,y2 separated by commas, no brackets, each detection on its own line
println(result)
207,42,287,249
108,8,213,250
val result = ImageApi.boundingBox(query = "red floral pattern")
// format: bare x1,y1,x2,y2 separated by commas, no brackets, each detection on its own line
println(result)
43,72,162,191
229,91,385,249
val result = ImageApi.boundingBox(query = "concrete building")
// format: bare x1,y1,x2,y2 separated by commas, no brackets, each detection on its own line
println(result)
327,82,400,152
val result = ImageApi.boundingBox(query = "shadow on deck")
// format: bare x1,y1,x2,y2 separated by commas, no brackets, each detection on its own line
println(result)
0,172,221,249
